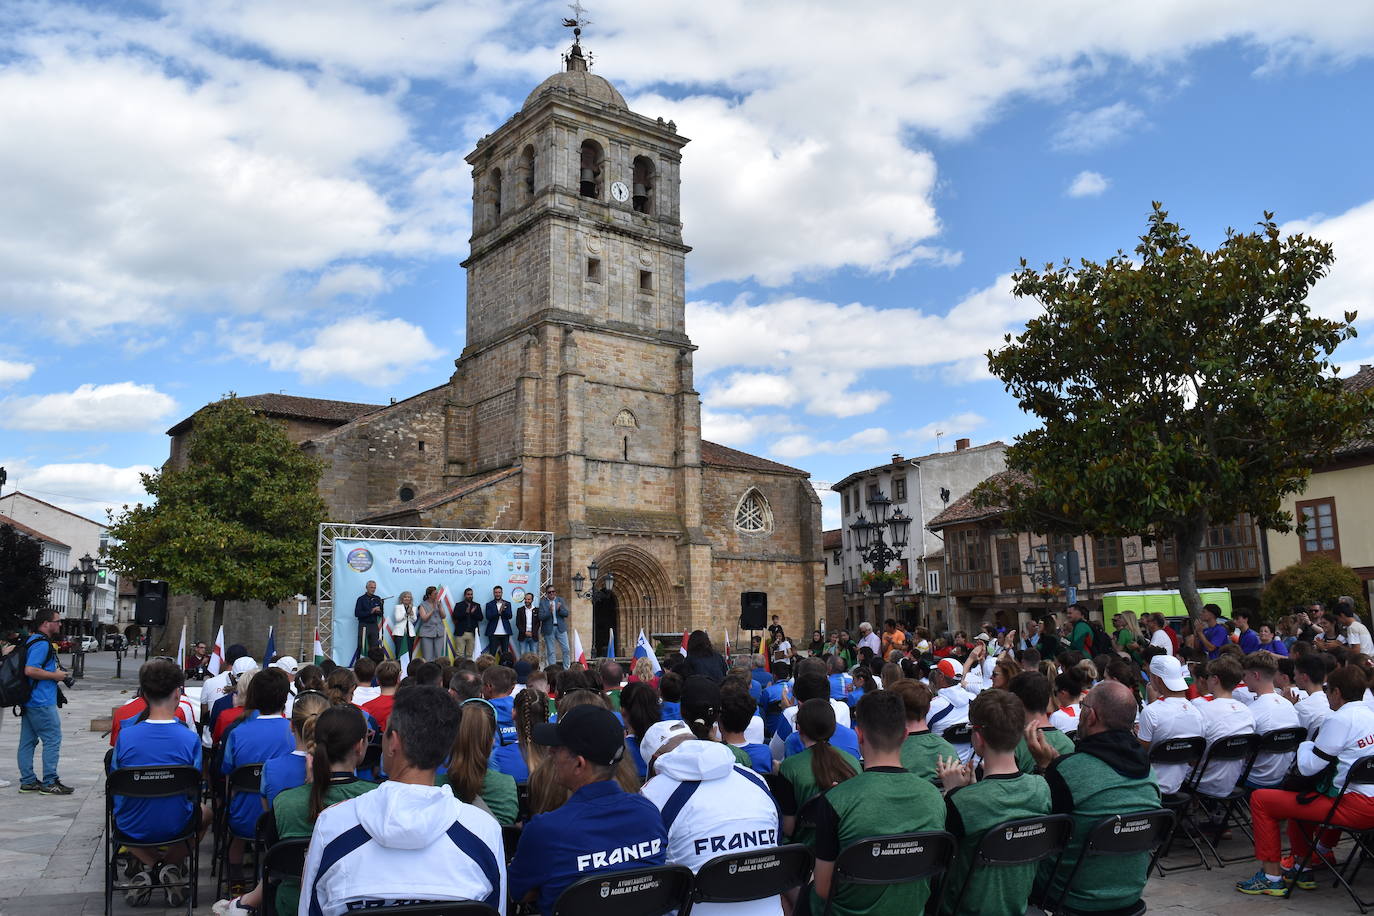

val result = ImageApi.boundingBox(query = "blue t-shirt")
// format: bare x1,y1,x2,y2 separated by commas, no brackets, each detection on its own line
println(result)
738,742,773,775
762,682,791,739
260,751,307,806
113,719,201,842
626,735,648,779
509,779,667,916
828,672,853,702
490,695,518,745
1237,629,1261,654
1203,623,1230,659
491,742,529,783
751,667,773,690
783,722,861,762
24,636,56,707
660,701,681,722
847,687,866,708
221,715,294,836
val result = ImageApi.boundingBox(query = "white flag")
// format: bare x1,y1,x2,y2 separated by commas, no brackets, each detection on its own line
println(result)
175,620,187,669
573,629,586,666
634,628,661,674
207,626,226,675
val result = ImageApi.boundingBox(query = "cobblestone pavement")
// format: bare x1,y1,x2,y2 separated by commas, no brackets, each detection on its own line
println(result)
0,651,1357,914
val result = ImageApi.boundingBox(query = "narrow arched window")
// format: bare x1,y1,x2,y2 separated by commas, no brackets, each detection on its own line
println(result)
519,145,536,200
632,156,655,214
734,489,773,534
490,167,503,222
580,140,603,199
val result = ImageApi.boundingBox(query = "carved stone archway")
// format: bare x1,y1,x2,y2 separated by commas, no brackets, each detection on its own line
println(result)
592,544,676,656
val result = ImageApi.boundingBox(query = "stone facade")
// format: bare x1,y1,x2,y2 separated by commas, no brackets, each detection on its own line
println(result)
160,48,823,660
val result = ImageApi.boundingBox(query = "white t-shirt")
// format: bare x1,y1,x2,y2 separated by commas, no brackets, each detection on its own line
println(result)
1138,696,1205,794
1297,701,1374,797
1348,620,1374,655
1049,703,1081,733
1149,629,1173,655
1248,692,1301,787
1232,685,1256,706
1190,696,1254,797
1296,689,1331,738
353,685,382,706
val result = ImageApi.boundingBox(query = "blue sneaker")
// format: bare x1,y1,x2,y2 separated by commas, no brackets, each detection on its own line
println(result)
1283,865,1318,891
1236,869,1288,896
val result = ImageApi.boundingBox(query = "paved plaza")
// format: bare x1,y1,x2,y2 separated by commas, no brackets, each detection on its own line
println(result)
0,650,1356,915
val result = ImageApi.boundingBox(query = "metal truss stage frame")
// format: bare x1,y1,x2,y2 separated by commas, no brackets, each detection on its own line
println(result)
316,522,554,657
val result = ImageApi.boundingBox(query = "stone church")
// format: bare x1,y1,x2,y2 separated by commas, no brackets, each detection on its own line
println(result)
166,38,824,657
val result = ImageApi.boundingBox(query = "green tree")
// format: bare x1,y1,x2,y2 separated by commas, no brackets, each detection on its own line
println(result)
106,397,325,638
982,205,1373,623
0,524,56,631
1261,556,1367,621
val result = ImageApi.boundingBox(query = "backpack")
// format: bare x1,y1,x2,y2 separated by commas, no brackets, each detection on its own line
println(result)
0,635,52,708
1090,623,1115,659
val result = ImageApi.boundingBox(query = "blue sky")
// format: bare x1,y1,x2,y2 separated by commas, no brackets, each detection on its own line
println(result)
2,2,1373,530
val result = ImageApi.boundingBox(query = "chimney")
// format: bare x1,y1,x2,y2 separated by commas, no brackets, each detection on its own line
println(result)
891,453,904,465
955,438,970,451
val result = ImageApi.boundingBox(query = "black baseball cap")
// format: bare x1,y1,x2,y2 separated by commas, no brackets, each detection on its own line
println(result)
532,704,625,766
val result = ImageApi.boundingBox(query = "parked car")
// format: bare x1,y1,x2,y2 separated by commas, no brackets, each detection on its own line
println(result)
57,637,72,651
103,633,127,651
78,636,99,652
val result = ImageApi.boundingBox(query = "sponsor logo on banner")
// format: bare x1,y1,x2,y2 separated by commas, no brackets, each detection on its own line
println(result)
347,548,374,572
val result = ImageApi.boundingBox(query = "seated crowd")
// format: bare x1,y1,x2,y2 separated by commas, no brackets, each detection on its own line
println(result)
105,598,1374,914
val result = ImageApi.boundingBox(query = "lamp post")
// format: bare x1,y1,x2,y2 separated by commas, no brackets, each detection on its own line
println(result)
67,552,96,678
571,561,615,657
849,490,912,628
1023,543,1056,609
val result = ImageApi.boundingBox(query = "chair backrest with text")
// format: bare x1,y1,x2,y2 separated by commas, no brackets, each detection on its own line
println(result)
693,844,814,904
550,864,694,916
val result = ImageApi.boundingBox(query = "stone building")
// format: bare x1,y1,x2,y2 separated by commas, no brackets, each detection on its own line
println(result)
164,39,824,658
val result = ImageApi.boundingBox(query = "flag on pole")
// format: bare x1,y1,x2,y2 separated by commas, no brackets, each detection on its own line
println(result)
175,620,187,669
679,630,690,656
607,627,616,660
573,629,586,666
723,630,731,664
634,629,661,674
207,626,226,676
264,625,276,666
438,586,458,661
312,629,325,665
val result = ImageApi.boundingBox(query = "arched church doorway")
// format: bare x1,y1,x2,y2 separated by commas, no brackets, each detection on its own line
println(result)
592,591,618,658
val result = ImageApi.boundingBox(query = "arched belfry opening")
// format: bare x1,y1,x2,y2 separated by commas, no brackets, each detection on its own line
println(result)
589,545,675,657
580,140,604,199
632,156,655,214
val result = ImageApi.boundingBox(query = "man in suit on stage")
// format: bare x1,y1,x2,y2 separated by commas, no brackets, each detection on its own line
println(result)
354,580,384,656
485,586,513,659
539,585,571,666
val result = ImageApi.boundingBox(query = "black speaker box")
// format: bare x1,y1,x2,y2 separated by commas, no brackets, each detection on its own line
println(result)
740,591,768,630
134,579,169,627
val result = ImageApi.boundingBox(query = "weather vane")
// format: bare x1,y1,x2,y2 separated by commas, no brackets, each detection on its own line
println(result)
561,2,594,69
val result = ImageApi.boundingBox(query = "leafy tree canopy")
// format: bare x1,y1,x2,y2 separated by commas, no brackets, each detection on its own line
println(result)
0,524,56,631
980,204,1373,619
1261,556,1367,620
106,397,325,633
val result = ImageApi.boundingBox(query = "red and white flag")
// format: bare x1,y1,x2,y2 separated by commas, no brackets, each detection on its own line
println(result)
679,630,690,656
573,629,586,666
207,626,226,676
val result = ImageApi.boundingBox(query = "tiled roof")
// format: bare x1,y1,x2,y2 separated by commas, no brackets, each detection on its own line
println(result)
700,441,809,476
167,394,382,435
0,513,70,548
1335,365,1374,458
926,469,1033,530
822,528,842,550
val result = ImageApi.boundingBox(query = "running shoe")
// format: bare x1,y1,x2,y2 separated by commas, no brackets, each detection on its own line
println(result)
1235,869,1288,896
159,862,188,907
18,781,41,793
40,780,74,795
124,869,154,907
1281,849,1337,871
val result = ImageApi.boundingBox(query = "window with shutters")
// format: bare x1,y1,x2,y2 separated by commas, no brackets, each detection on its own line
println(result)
1093,535,1123,583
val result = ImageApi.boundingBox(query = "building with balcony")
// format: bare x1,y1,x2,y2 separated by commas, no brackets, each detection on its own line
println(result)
831,439,1006,631
926,469,1266,634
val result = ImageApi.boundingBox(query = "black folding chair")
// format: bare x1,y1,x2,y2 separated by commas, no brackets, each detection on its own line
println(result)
550,863,694,916
216,762,265,899
1063,729,1078,745
104,765,203,916
261,837,310,916
1283,755,1374,913
943,723,972,748
1188,732,1260,865
501,824,523,864
822,830,955,916
365,903,501,916
1042,809,1175,916
1238,726,1305,790
692,844,813,908
1147,736,1207,874
949,814,1072,905
361,742,384,781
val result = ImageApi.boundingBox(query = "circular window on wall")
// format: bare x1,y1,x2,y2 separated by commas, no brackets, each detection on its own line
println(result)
399,486,416,502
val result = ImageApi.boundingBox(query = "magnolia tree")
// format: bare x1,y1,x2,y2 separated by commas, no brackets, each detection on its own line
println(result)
981,204,1373,623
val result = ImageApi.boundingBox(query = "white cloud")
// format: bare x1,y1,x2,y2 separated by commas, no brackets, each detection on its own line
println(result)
225,315,442,386
700,410,798,448
906,412,988,448
1285,198,1374,330
0,460,157,522
2,382,178,431
0,359,35,384
1067,170,1110,197
772,427,891,460
1052,102,1147,152
312,264,390,301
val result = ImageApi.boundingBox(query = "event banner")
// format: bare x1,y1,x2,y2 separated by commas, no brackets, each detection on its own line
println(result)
331,538,541,664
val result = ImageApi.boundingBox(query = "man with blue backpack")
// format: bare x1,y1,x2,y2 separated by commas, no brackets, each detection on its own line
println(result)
6,610,74,794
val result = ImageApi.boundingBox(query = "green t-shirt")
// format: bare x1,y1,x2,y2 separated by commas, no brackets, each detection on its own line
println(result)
272,777,377,916
942,772,1051,916
809,767,946,916
727,743,753,769
776,746,861,846
435,768,519,826
1038,748,1161,911
901,730,958,782
1013,727,1077,774
1069,620,1092,652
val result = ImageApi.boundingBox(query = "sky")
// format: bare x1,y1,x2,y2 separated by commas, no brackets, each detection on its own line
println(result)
2,1,1374,532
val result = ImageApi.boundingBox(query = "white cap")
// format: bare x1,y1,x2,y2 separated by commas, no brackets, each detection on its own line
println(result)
974,633,993,643
274,656,299,675
1149,654,1188,692
231,656,260,676
639,720,692,762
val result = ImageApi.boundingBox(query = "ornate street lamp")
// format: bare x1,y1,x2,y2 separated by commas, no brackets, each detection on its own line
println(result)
571,562,614,601
1023,542,1056,607
68,552,96,678
850,491,910,627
